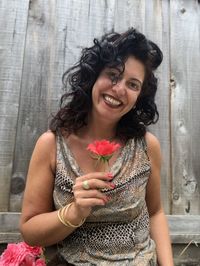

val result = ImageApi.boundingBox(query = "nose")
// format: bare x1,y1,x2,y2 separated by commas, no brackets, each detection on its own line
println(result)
111,80,126,97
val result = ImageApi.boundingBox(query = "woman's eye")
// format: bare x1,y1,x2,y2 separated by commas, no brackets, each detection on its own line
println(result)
129,82,140,91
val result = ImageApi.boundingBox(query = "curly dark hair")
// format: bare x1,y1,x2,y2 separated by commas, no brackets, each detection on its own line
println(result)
49,28,163,140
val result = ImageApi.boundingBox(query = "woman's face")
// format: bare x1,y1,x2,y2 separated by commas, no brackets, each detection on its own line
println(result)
91,56,145,124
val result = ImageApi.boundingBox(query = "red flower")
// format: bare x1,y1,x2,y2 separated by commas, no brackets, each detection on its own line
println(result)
87,140,121,164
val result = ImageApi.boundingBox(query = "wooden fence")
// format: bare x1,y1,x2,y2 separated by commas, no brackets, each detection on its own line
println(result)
0,0,200,263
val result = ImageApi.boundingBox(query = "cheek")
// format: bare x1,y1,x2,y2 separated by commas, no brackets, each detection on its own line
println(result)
92,78,111,97
96,78,110,89
129,92,140,106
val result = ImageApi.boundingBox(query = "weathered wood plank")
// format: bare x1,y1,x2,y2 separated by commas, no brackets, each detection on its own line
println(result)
170,0,200,214
0,233,22,244
145,0,171,213
0,212,20,232
167,215,200,243
9,0,57,211
114,0,145,32
0,212,22,243
0,0,29,211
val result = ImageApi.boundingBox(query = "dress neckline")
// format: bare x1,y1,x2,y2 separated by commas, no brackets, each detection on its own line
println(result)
58,131,132,177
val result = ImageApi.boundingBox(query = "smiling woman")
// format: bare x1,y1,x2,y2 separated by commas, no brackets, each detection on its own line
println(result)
19,28,174,266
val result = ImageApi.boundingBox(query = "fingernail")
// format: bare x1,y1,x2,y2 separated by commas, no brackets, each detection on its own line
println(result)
107,173,113,179
109,183,115,189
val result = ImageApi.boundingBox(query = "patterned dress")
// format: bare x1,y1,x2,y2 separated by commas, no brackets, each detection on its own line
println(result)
53,131,157,266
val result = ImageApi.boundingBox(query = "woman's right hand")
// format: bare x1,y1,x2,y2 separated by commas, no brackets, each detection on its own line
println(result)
70,172,115,220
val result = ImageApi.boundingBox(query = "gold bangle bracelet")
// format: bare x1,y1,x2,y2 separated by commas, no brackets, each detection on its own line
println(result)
57,208,70,227
57,203,86,228
62,203,86,228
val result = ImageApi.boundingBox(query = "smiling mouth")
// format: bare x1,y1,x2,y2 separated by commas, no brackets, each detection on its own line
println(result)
103,94,122,107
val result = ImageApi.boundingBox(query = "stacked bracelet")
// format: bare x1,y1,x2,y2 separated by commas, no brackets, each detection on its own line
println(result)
57,202,85,228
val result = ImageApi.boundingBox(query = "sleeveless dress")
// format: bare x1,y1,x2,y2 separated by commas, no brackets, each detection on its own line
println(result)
53,131,157,266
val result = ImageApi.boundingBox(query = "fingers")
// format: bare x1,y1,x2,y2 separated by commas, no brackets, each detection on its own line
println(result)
73,178,115,191
73,180,114,207
76,172,113,182
75,189,109,207
74,172,114,191
75,197,107,207
72,172,115,210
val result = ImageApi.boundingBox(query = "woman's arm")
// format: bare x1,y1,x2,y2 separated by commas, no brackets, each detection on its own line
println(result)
145,132,174,266
20,132,80,246
20,131,114,247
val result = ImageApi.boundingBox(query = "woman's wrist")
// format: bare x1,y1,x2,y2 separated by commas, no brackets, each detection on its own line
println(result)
63,202,88,226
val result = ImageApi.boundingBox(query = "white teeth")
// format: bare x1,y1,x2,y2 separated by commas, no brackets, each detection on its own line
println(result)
104,95,121,106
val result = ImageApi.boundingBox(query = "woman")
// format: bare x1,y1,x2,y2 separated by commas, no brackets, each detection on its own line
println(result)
20,28,174,265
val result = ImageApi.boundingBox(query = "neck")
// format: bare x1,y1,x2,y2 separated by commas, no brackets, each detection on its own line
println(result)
77,116,117,143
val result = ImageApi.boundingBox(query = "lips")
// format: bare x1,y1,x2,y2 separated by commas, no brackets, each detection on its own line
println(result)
103,94,122,108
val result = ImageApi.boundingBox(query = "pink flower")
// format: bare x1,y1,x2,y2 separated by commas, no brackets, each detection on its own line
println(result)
35,258,46,266
20,242,42,257
0,243,26,266
0,242,46,266
87,140,121,164
20,254,35,266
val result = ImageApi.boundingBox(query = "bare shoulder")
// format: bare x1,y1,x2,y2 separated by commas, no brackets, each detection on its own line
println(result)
145,131,160,148
36,131,56,147
32,131,56,170
145,132,162,216
34,131,56,154
144,132,162,164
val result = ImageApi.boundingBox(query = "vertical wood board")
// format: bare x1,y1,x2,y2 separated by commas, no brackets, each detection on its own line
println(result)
170,0,200,214
0,0,29,211
9,0,57,211
145,0,171,213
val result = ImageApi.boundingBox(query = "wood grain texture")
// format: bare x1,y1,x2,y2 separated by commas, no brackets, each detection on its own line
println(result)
0,0,29,211
170,0,200,214
9,0,57,211
0,212,22,243
144,0,171,213
168,215,200,243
